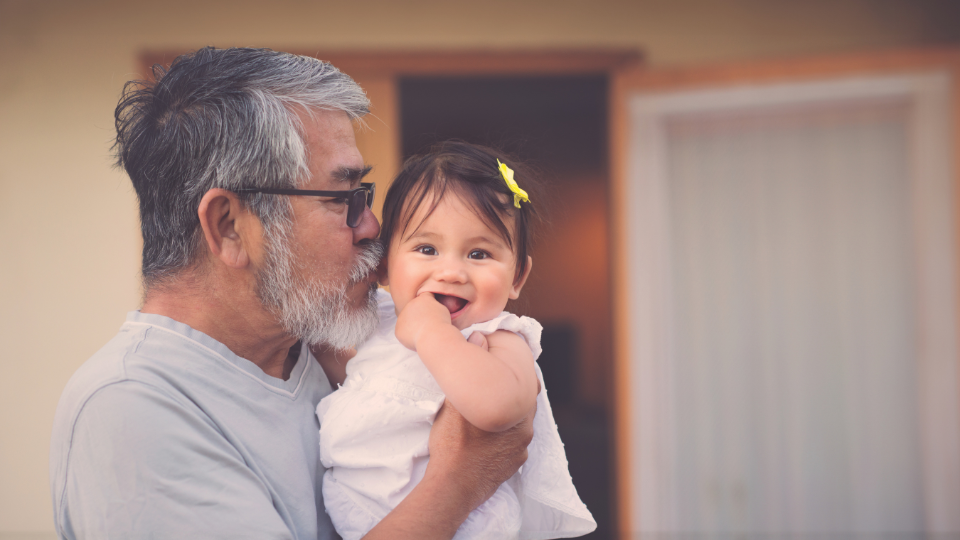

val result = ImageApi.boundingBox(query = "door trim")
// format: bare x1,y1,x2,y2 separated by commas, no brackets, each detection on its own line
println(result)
611,48,960,536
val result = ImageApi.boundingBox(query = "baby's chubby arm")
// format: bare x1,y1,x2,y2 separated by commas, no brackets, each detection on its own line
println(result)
395,292,538,433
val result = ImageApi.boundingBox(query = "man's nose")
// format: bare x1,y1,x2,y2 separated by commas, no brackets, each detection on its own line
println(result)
352,205,381,244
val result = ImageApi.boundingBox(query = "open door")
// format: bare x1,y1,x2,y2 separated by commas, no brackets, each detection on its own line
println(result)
610,48,960,537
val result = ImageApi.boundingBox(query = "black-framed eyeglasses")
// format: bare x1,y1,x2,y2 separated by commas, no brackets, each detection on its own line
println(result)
236,182,376,228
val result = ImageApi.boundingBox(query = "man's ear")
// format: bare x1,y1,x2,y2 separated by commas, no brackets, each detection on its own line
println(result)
509,256,533,300
197,189,260,269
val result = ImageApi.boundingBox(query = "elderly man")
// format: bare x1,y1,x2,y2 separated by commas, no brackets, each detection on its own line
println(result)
49,47,532,539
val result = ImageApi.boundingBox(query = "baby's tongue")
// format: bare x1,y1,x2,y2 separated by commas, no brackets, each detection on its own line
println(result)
434,294,467,314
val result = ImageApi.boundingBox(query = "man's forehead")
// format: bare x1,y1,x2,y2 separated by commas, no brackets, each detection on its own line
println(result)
300,109,365,186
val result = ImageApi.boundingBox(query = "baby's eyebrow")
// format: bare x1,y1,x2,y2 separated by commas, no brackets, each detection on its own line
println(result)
404,230,441,243
466,235,502,245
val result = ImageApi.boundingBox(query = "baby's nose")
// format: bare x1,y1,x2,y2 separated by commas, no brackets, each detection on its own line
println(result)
434,261,468,283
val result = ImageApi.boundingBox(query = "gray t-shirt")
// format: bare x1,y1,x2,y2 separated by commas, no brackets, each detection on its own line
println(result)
49,311,337,539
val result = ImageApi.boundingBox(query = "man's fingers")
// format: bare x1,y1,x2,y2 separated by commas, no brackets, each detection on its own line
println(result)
466,331,489,350
518,411,535,448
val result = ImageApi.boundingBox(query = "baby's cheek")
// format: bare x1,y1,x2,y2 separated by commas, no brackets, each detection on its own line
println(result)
392,297,407,318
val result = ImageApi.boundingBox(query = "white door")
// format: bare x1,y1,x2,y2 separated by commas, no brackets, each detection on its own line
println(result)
618,72,960,536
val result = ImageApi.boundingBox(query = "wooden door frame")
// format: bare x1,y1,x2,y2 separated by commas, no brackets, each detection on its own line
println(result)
610,46,960,536
140,48,642,217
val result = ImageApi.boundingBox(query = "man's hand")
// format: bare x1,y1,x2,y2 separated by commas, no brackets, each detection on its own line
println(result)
425,400,534,510
361,392,535,540
395,293,453,351
466,331,489,351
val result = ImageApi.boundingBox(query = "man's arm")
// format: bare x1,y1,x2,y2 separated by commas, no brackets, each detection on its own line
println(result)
361,403,534,540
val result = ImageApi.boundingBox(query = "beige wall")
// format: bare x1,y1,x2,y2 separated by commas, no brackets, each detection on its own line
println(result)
2,0,957,535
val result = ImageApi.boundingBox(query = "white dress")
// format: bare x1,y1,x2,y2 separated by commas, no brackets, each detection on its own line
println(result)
317,290,596,540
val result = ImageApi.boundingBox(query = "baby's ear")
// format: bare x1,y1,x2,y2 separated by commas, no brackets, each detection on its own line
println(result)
509,256,533,300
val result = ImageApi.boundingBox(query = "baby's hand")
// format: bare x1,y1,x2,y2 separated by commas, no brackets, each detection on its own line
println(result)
395,293,453,350
466,331,489,351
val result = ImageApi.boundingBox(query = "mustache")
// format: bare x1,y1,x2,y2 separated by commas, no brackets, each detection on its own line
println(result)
348,240,384,285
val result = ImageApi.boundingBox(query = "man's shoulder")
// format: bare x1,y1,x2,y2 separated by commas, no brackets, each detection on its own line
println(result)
49,318,332,540
48,367,294,540
55,319,206,417
50,322,184,475
50,318,232,476
56,322,152,417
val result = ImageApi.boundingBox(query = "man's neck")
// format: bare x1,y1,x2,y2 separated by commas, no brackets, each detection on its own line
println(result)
140,269,297,379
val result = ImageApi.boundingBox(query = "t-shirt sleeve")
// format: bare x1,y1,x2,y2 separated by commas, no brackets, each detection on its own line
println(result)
56,381,293,540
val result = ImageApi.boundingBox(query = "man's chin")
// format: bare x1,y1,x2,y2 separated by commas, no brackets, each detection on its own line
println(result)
300,286,379,350
338,279,375,314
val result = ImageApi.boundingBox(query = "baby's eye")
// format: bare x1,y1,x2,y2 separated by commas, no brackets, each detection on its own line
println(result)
468,250,490,260
415,245,437,256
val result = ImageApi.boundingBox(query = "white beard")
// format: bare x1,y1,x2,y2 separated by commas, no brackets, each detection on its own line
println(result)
256,222,382,350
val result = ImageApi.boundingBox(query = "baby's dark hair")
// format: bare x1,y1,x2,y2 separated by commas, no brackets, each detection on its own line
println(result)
380,140,542,282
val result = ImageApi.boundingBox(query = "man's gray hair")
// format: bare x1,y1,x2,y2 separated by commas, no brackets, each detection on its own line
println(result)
114,47,369,287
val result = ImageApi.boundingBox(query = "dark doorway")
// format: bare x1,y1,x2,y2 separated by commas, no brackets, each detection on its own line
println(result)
400,75,614,539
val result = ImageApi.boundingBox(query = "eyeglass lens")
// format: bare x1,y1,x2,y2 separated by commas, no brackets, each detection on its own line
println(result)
347,184,375,228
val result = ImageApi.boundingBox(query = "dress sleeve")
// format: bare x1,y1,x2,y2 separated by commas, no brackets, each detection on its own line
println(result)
459,312,543,360
56,381,293,540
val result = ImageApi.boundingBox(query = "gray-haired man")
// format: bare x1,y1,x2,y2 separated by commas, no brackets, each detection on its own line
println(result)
49,47,532,540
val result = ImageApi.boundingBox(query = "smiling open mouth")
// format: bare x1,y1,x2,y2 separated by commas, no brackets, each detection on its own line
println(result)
433,293,468,315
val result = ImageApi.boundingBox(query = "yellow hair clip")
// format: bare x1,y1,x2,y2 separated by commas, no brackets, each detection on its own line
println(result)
497,159,530,209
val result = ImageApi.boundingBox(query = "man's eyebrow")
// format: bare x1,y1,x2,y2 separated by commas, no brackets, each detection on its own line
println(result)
332,165,373,185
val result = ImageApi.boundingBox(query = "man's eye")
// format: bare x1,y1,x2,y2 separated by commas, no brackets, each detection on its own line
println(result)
468,250,489,260
328,197,349,205
415,246,437,256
